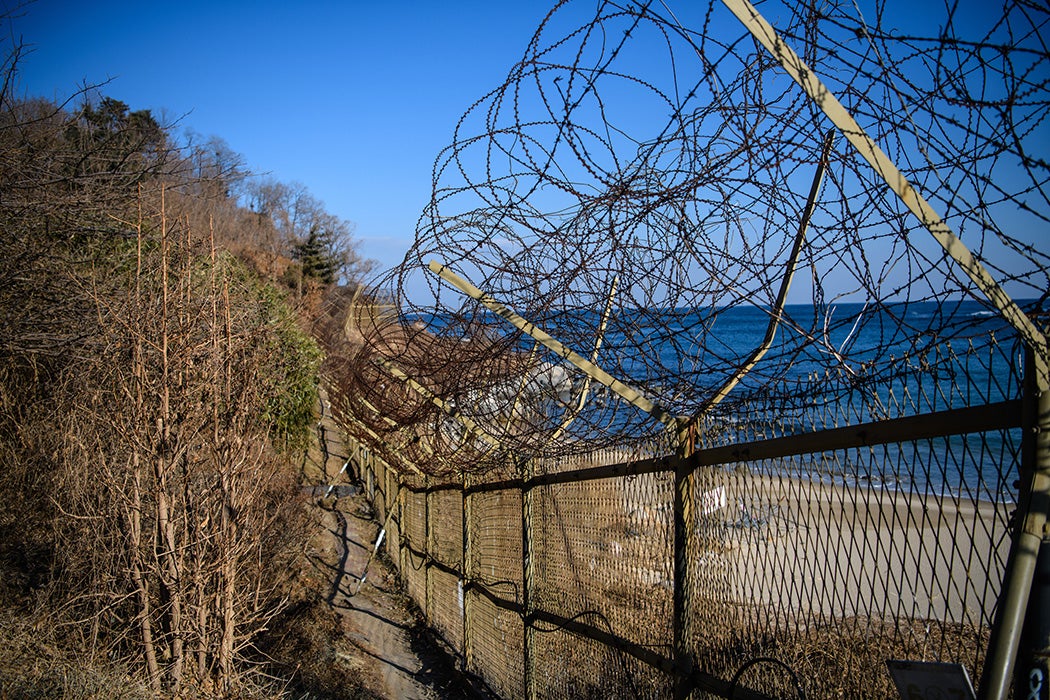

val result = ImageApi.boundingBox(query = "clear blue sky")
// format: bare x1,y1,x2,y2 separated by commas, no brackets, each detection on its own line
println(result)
8,1,1046,308
10,1,554,272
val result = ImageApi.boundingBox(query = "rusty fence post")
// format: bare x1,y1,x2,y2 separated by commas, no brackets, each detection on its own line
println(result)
463,471,474,676
522,456,537,699
673,441,696,700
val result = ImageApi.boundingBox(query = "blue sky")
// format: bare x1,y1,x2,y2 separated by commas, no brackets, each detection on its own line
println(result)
8,1,1047,310
10,1,554,271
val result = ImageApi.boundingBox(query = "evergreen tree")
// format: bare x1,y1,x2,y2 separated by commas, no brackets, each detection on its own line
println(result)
294,226,338,285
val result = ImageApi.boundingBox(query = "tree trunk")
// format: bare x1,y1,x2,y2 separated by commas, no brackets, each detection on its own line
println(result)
129,454,160,692
218,465,236,693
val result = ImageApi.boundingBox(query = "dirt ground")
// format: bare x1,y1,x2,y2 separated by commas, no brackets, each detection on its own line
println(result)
301,389,481,700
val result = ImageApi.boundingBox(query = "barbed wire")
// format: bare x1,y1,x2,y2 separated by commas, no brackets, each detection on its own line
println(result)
337,0,1048,471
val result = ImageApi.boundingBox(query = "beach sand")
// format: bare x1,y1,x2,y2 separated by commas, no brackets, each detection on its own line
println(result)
697,472,1010,625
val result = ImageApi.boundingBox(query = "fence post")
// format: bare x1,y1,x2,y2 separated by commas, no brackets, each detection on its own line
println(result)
388,460,395,521
522,456,536,700
1016,347,1050,700
354,440,361,481
399,477,407,583
462,472,474,675
387,462,396,544
349,438,358,481
1018,544,1050,700
674,423,697,699
983,346,1050,699
366,449,374,503
376,458,385,518
403,476,421,588
425,483,433,626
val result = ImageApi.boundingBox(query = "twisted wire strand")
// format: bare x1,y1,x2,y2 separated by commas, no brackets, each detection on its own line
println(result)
343,0,1047,471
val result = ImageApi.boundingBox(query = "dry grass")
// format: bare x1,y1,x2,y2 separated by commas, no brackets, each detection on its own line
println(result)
0,610,150,700
689,613,988,698
252,590,381,700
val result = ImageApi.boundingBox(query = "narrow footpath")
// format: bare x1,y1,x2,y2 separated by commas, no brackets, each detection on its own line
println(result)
302,389,477,700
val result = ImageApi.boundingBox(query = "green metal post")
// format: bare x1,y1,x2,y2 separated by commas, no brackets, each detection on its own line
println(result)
982,347,1050,698
463,473,474,675
522,457,536,699
1015,346,1050,699
674,422,696,700
1017,539,1050,700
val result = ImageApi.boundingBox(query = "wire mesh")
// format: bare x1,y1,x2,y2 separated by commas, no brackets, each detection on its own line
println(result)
531,473,674,643
429,565,465,653
430,488,465,570
467,591,526,699
385,496,402,573
335,0,1047,464
531,625,673,700
530,471,675,696
324,0,1047,696
404,545,428,615
468,488,524,603
404,489,428,558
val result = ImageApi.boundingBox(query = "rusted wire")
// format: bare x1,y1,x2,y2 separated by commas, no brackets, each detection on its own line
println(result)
323,4,1045,696
335,0,1046,468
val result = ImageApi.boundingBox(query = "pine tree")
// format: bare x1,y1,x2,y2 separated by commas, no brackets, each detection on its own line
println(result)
294,226,338,285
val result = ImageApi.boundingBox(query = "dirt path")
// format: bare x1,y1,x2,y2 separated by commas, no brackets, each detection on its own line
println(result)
303,389,475,700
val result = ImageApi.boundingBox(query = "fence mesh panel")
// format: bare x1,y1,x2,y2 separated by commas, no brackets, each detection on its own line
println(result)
532,625,673,700
322,0,1047,696
430,489,464,570
428,565,465,653
467,591,526,699
469,488,523,601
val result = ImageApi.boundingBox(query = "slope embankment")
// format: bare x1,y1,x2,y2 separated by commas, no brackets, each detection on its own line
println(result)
301,389,477,700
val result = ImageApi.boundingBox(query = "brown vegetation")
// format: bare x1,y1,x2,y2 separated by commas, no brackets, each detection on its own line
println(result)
0,24,375,697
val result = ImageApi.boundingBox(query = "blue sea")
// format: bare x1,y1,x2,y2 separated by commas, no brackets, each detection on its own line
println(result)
405,298,1034,499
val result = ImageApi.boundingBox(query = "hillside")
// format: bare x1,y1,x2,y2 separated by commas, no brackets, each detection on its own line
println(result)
0,50,386,696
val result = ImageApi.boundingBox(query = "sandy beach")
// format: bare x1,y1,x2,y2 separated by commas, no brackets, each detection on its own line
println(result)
530,463,1010,644
698,471,1010,625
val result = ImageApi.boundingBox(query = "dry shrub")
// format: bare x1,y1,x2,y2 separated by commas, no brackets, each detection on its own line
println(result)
0,37,364,695
0,609,150,700
690,613,988,698
0,197,323,697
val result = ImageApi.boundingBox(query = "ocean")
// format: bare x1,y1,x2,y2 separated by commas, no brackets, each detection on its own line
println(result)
403,298,1032,499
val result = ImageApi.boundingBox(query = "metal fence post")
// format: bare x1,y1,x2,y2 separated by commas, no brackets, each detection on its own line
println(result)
387,463,396,544
1016,347,1050,700
674,423,697,699
398,477,406,582
983,347,1050,699
352,440,361,484
425,484,433,626
673,460,696,699
522,457,536,700
366,449,374,503
1018,540,1050,700
404,477,421,588
462,472,474,675
387,460,394,521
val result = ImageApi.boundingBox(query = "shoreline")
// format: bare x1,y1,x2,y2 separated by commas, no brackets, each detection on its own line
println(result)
697,469,1011,624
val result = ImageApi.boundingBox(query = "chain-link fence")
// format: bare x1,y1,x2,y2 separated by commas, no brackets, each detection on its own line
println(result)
340,333,1026,697
319,0,1049,696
